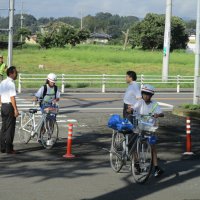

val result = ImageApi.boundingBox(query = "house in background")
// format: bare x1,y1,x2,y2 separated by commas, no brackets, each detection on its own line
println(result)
187,34,196,53
87,33,111,44
25,35,37,45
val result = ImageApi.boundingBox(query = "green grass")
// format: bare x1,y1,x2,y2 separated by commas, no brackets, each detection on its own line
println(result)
0,44,195,76
181,104,200,110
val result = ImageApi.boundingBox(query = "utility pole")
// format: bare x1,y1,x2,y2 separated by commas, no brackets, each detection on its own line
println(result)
80,9,83,29
8,0,15,68
193,0,200,104
20,0,24,43
122,29,129,50
162,0,172,81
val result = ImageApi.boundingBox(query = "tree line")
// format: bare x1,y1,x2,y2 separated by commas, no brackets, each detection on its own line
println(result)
0,12,195,50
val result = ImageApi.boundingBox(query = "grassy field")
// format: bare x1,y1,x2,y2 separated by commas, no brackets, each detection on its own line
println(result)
1,45,195,76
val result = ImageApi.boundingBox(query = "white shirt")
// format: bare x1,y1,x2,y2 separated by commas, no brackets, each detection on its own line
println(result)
132,99,162,115
35,85,60,104
0,77,16,103
123,81,141,106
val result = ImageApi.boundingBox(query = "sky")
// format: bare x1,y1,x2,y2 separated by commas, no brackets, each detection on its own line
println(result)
0,0,198,20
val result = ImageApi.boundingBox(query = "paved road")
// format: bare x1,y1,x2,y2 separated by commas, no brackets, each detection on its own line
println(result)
18,92,193,112
0,92,199,200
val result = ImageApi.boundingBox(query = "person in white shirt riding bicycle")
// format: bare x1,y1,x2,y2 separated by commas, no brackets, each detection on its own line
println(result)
132,84,164,177
34,73,60,111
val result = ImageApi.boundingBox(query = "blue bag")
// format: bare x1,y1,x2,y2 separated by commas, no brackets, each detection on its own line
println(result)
148,135,157,145
116,119,134,132
108,114,122,130
108,115,134,132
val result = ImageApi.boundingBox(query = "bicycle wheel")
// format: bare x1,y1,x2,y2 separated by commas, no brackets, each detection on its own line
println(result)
131,137,153,184
110,131,124,173
40,118,59,149
18,112,33,144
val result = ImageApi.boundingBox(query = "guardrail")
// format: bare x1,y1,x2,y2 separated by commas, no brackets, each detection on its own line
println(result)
17,73,194,93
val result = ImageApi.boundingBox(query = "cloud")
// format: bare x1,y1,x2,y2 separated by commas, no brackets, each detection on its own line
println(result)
0,0,197,19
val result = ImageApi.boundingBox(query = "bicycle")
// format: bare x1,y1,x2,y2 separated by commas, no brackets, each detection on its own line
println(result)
18,102,59,149
109,114,158,184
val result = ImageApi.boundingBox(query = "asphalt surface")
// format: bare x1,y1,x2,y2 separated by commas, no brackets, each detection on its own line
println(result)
18,92,193,112
0,92,200,200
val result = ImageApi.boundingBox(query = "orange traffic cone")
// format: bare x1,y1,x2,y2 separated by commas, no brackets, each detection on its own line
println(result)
63,124,75,158
183,117,194,155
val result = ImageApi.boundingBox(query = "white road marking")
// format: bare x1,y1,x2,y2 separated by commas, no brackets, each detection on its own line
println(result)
157,102,174,108
61,92,192,95
15,96,173,116
17,104,36,107
56,107,173,111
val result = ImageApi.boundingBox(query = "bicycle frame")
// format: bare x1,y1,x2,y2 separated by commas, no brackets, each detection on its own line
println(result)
20,111,47,138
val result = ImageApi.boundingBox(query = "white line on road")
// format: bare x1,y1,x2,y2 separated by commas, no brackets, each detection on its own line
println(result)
61,92,192,95
157,102,174,108
56,107,173,111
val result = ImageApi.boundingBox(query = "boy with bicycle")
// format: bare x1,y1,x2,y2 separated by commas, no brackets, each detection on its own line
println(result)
130,84,164,177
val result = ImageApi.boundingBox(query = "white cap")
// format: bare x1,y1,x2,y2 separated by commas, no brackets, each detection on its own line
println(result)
47,73,57,83
141,84,155,95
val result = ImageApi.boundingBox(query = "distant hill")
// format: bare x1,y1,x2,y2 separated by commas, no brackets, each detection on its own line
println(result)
0,12,139,41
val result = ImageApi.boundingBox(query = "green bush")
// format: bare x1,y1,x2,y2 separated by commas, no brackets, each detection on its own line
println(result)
181,104,200,110
65,83,72,88
76,83,89,88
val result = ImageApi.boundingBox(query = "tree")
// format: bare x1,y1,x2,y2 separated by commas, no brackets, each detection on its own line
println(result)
130,13,189,50
17,27,31,42
185,19,196,35
171,16,189,49
76,29,90,44
0,12,139,44
37,22,90,48
83,12,139,42
83,15,96,32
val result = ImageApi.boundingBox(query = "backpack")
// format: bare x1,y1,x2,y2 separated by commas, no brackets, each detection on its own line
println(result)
40,84,58,104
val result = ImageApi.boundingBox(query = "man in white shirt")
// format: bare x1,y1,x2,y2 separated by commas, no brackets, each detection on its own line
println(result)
123,71,141,121
0,66,19,154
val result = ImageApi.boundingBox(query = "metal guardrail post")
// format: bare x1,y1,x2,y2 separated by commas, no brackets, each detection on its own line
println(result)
177,75,180,93
18,73,22,93
140,74,144,87
102,74,106,93
61,74,65,93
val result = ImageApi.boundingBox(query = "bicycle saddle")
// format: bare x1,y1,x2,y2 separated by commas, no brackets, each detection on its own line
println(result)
29,109,38,114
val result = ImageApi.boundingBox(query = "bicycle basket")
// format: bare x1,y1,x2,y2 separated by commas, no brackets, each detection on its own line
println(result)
42,103,59,114
138,121,158,132
46,113,57,120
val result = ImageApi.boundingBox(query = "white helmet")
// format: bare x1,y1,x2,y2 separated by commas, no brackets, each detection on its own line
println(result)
141,84,155,95
47,73,57,83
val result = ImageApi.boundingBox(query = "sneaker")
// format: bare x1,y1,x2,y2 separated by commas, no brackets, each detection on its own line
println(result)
134,162,141,175
1,149,6,153
6,150,17,154
154,167,164,177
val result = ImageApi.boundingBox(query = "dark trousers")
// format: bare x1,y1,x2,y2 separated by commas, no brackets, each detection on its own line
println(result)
123,103,133,124
0,103,16,152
